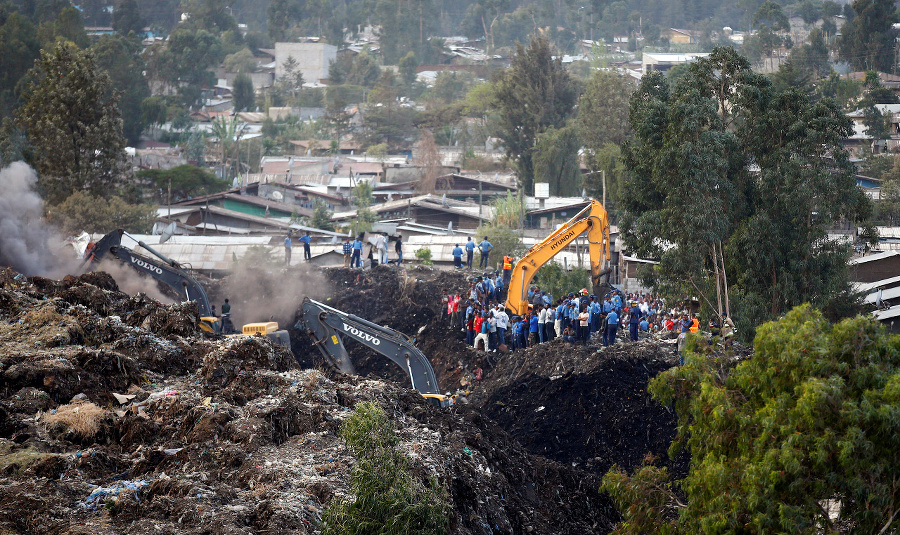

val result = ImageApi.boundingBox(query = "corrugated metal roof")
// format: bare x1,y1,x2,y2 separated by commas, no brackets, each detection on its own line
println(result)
874,305,900,321
849,251,900,265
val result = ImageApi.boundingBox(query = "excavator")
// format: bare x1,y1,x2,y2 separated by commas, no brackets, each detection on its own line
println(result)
82,229,290,347
297,297,450,407
505,200,612,316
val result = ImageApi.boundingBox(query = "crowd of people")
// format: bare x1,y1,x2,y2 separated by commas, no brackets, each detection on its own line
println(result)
441,283,736,354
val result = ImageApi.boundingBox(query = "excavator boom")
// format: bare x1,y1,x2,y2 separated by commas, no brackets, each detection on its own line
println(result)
297,298,448,406
505,200,611,315
83,229,214,317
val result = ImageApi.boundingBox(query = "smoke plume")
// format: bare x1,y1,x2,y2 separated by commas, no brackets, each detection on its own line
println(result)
0,162,64,276
212,258,331,330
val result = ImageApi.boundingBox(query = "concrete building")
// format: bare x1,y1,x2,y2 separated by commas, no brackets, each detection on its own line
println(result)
641,52,709,75
274,42,337,84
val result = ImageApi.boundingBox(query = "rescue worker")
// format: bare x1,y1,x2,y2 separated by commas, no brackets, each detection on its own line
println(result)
452,244,464,269
465,237,475,270
501,255,513,298
605,309,619,346
284,232,293,265
299,231,312,261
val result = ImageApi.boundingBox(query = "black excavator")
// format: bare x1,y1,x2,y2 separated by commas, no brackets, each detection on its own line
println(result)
83,229,290,347
297,297,449,407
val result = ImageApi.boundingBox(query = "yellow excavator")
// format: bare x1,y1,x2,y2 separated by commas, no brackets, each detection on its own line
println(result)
505,200,612,316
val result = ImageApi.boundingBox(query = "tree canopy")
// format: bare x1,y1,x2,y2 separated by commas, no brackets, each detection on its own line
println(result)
17,41,127,205
621,47,871,337
837,0,899,72
136,164,230,204
605,305,900,533
492,35,576,195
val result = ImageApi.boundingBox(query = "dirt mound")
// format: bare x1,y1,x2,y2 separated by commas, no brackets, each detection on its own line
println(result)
292,266,685,480
475,340,686,476
0,266,620,534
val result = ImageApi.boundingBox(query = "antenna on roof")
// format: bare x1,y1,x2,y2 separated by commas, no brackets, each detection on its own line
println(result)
160,222,177,244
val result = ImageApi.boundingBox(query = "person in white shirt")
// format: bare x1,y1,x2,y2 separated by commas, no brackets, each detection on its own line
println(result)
374,233,387,265
538,305,548,344
494,305,509,347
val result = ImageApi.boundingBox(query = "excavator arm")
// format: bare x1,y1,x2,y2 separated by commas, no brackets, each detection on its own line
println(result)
297,297,447,406
83,229,215,321
505,200,611,316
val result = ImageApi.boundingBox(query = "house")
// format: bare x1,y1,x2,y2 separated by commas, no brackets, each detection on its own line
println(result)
174,190,313,220
849,251,900,283
274,42,337,84
845,103,900,154
641,52,709,75
333,194,490,230
372,174,516,203
661,28,697,44
874,305,900,333
524,200,591,229
289,139,334,156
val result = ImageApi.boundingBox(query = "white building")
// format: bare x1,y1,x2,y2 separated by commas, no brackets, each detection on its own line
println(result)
274,42,338,84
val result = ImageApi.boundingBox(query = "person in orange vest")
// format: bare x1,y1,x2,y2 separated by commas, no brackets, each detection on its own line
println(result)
501,255,513,300
689,315,700,333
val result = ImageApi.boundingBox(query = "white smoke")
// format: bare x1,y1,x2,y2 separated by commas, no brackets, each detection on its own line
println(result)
0,162,63,275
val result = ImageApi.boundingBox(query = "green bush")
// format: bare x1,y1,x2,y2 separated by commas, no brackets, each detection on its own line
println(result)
415,248,433,265
321,402,450,535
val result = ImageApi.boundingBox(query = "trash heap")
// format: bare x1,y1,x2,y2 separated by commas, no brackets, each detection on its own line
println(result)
0,267,618,534
308,267,687,479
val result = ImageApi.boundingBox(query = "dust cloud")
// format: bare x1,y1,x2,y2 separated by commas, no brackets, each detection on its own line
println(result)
95,260,175,304
0,162,66,276
212,258,331,330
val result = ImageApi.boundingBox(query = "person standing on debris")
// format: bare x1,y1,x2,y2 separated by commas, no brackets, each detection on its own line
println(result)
502,255,513,297
342,238,353,267
544,303,556,342
450,294,461,327
474,311,490,351
495,305,508,348
478,236,493,269
605,309,619,346
298,231,312,262
721,313,735,348
537,304,547,344
373,233,386,265
351,235,363,268
465,307,476,345
395,234,403,265
452,244,464,269
629,303,643,342
284,233,293,266
487,310,498,351
528,310,539,347
465,237,475,270
578,304,591,345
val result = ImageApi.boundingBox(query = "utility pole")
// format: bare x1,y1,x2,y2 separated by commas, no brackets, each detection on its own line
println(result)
601,169,606,207
478,179,483,218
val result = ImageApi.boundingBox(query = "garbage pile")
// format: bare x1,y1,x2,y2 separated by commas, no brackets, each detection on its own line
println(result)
307,267,687,479
0,267,618,534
